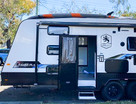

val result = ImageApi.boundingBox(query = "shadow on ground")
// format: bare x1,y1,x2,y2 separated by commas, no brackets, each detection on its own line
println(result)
0,86,101,103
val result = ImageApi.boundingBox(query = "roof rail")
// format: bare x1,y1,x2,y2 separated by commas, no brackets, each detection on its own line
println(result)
28,13,116,19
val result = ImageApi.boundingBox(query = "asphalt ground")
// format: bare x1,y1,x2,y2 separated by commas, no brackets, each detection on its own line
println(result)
0,66,99,104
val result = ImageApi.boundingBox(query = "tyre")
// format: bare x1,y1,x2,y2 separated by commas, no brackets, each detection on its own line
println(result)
0,59,2,66
126,82,136,100
94,91,103,101
101,81,124,101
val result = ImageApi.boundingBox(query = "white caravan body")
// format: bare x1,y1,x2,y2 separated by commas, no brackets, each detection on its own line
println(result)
2,13,136,100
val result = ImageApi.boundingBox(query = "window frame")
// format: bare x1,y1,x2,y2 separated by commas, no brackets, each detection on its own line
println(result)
47,26,69,35
47,45,59,55
127,37,136,51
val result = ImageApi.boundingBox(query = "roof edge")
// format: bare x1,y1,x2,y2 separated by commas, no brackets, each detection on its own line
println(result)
28,13,116,19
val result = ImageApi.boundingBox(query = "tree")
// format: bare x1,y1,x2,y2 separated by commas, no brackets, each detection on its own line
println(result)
0,0,36,48
109,0,136,18
109,0,129,11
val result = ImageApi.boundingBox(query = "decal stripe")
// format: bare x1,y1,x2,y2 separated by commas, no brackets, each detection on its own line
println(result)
43,14,54,18
71,13,82,17
29,13,115,19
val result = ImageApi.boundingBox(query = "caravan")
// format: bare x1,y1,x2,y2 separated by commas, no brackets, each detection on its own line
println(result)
2,13,136,101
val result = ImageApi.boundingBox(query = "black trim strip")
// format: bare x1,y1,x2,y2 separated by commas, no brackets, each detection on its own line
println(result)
1,72,58,85
35,24,40,84
39,21,136,28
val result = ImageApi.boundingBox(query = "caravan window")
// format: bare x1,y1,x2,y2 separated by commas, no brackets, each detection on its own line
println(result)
47,45,59,55
48,26,69,35
127,37,136,51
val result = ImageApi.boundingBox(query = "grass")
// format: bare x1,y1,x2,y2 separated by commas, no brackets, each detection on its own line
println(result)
95,101,136,104
41,101,136,104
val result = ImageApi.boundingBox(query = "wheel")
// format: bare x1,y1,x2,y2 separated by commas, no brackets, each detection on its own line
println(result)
0,59,2,66
101,81,124,101
94,91,103,101
126,82,136,100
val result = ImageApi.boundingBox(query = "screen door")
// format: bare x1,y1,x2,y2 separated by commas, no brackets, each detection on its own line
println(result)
59,36,78,91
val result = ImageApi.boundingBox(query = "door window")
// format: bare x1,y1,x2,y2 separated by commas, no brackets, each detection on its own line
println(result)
62,37,76,63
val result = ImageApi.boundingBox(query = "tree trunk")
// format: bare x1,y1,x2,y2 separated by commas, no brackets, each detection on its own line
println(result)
6,39,11,48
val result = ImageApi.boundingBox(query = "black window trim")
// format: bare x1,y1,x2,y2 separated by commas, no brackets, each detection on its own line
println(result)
134,54,136,65
47,26,69,35
47,45,59,55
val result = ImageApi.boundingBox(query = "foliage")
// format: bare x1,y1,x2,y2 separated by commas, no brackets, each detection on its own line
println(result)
0,0,36,46
109,0,129,11
109,0,136,18
95,101,136,104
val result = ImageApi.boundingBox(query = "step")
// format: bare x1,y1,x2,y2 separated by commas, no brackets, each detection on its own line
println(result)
78,80,95,86
78,91,96,100
78,86,95,91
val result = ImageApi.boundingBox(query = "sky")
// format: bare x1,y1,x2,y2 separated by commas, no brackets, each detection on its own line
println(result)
23,0,136,20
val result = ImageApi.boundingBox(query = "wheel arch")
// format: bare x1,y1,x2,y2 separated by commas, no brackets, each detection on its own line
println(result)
104,79,122,87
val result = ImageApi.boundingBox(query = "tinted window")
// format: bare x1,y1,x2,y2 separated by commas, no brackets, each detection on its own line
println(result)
0,50,9,53
127,37,136,51
47,45,59,55
3,50,9,53
48,26,69,35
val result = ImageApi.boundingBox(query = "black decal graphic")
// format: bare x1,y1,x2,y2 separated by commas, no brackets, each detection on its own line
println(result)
13,61,40,68
101,34,112,49
98,55,104,62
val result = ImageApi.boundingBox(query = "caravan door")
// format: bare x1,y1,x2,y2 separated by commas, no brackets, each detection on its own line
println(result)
59,36,78,91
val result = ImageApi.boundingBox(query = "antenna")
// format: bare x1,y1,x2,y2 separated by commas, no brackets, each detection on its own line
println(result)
107,11,114,16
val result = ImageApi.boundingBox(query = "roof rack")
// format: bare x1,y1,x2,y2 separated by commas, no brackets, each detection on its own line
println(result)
28,13,116,19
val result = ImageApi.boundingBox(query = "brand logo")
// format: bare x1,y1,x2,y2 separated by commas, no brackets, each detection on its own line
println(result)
101,34,112,49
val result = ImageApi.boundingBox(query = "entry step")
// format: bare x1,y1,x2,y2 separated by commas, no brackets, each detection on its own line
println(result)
78,86,95,91
78,80,95,86
78,91,96,100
